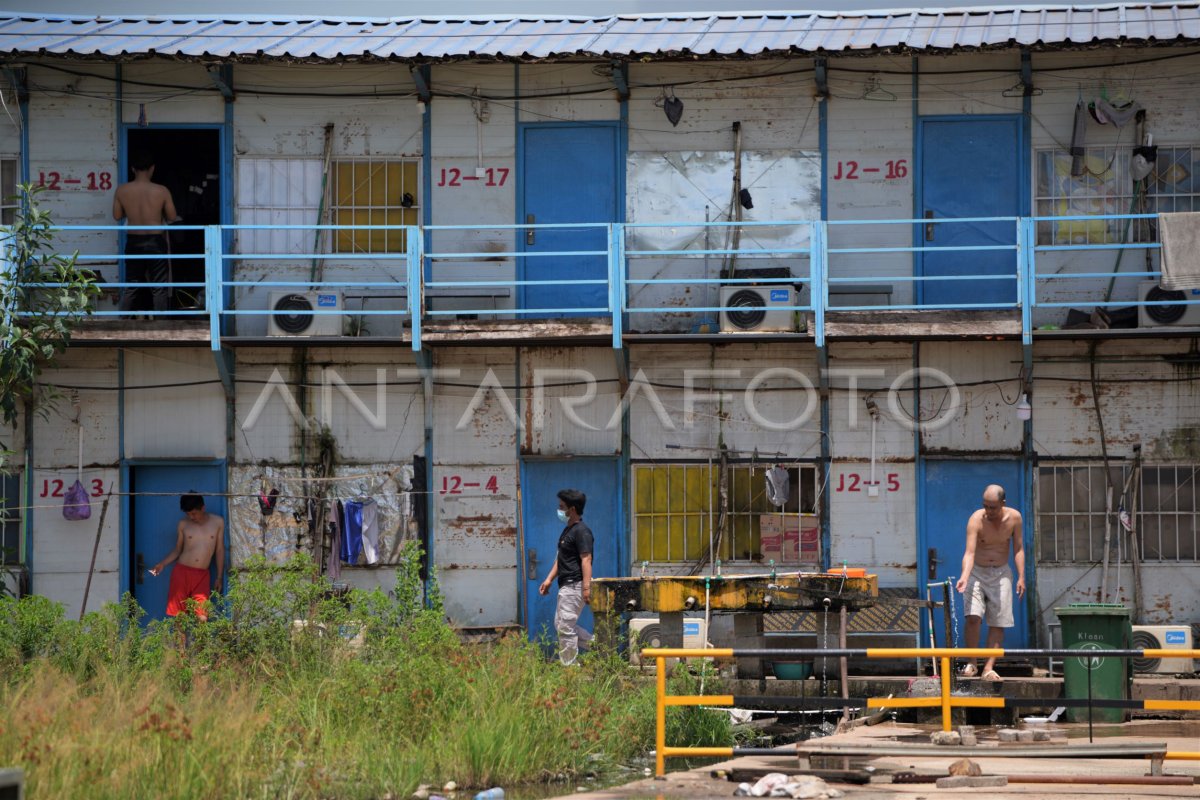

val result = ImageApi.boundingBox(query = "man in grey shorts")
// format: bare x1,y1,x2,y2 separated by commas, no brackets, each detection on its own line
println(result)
955,484,1025,681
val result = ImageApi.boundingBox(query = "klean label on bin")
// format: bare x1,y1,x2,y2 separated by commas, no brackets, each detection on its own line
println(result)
1166,630,1187,644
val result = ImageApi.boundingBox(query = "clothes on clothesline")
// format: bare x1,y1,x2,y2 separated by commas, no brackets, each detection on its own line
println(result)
326,499,343,580
340,498,380,566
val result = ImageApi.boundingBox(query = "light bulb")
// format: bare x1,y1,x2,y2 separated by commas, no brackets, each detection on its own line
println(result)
1016,393,1032,421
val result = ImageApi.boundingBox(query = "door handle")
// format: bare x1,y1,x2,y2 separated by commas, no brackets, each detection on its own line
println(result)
526,214,535,245
928,547,939,580
924,210,935,242
136,553,146,585
527,548,538,576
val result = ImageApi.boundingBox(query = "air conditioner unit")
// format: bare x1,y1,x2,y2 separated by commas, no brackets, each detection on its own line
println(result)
267,291,343,336
1138,281,1200,328
628,617,708,666
720,285,801,333
1131,625,1195,674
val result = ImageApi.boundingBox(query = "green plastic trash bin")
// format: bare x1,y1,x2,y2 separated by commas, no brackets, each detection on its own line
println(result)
1054,603,1133,723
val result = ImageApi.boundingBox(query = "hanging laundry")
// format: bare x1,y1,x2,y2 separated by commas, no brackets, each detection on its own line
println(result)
327,499,343,580
258,487,280,516
1070,100,1088,177
765,466,790,508
341,498,380,565
1088,98,1142,128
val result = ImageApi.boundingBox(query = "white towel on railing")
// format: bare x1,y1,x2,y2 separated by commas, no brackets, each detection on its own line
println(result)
1158,212,1200,290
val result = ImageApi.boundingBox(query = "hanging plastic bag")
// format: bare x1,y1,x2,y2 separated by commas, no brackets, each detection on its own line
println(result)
63,479,91,521
63,424,91,520
764,466,790,508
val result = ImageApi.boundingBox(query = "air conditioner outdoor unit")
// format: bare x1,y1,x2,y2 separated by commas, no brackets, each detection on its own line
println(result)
267,291,343,336
1131,624,1195,674
720,285,801,333
1138,281,1200,328
628,617,708,666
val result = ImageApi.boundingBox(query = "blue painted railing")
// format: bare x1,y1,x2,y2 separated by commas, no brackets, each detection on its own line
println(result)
4,214,1192,351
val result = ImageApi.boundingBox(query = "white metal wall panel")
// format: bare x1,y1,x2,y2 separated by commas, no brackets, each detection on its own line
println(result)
27,64,116,260
30,466,119,619
119,62,224,124
919,341,1025,454
1031,339,1200,458
432,347,517,466
626,343,822,459
518,346,621,456
825,57,916,306
34,350,119,469
234,354,301,463
915,53,1023,117
434,462,518,628
305,355,425,464
518,64,619,124
829,462,916,586
628,62,822,153
1035,564,1200,638
826,342,914,460
124,348,224,460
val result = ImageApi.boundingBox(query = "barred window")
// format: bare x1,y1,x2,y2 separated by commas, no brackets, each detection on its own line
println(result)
235,157,323,256
633,462,818,565
1037,463,1200,563
1,473,21,566
331,160,419,254
1036,146,1200,245
1,158,16,225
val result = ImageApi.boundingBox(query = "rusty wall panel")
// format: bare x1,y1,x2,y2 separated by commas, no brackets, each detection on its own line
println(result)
519,346,620,456
1036,563,1200,636
432,347,517,466
627,342,821,459
920,341,1024,454
518,63,619,124
1032,339,1200,459
434,463,518,628
827,342,914,460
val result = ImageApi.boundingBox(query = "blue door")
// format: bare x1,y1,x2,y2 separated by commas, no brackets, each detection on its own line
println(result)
130,464,226,621
918,116,1022,307
521,458,621,648
519,124,619,316
920,459,1029,648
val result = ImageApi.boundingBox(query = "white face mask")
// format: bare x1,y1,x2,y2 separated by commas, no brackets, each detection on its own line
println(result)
557,508,569,523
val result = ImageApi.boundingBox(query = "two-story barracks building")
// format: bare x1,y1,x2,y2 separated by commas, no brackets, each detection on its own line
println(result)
2,6,1200,650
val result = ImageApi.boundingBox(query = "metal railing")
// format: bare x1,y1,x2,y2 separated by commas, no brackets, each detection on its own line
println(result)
2,214,1190,351
644,645,1200,777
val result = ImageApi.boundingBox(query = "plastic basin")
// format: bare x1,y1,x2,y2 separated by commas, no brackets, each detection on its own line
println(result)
772,661,812,680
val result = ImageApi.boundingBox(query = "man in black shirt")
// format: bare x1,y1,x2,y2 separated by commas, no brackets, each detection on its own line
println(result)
538,488,594,665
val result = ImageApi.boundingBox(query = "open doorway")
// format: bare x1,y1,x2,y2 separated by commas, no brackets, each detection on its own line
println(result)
124,128,221,312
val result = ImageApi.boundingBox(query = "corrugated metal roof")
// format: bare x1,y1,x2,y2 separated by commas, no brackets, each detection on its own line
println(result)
2,4,1200,62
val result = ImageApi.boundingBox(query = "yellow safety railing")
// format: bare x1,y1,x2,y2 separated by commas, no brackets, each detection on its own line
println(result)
643,646,1200,777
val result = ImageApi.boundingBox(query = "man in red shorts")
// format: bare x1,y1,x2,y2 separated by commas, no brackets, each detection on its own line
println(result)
149,492,225,620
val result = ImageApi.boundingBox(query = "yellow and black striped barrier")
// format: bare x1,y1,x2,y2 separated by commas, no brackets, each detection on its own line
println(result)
643,646,1200,777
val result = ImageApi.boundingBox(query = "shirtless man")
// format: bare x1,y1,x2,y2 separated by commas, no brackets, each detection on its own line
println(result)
149,492,224,620
113,152,178,313
955,484,1025,682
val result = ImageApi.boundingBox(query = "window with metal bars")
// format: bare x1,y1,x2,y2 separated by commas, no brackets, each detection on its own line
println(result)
633,462,818,564
1,473,22,566
1036,463,1200,563
331,159,419,254
1,158,16,225
1035,146,1200,246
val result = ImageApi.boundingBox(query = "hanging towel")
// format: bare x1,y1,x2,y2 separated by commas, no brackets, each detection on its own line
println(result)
342,500,364,565
1070,100,1088,177
360,499,380,565
1158,212,1200,290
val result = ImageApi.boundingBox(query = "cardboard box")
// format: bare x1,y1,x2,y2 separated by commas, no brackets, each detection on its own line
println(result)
761,514,819,564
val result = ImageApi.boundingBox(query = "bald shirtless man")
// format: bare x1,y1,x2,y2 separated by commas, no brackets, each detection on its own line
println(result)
113,152,178,313
955,484,1025,682
149,493,224,620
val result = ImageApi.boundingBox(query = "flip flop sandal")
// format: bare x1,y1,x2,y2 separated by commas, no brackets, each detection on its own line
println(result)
960,664,978,677
982,669,1003,682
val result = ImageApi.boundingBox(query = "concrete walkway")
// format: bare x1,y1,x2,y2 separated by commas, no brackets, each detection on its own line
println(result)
565,720,1200,800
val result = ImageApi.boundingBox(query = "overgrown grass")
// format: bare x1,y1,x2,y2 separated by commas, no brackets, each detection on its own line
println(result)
0,544,733,799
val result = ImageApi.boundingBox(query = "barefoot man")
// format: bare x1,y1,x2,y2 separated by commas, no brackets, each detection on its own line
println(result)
113,151,178,313
955,484,1024,682
149,492,224,620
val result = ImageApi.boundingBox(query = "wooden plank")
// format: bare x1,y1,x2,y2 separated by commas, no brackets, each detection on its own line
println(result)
825,309,1021,340
69,320,210,345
